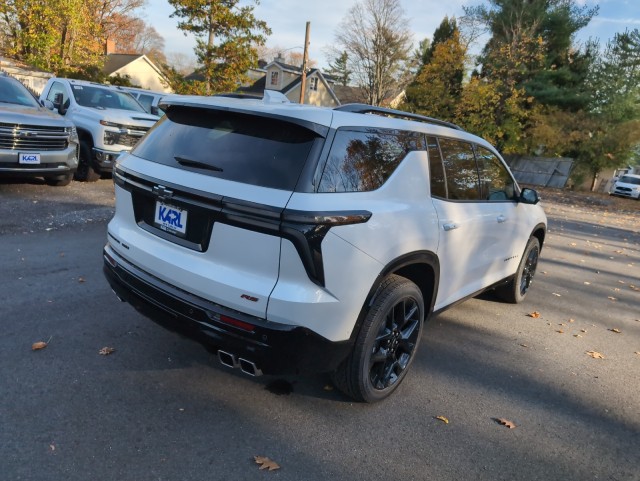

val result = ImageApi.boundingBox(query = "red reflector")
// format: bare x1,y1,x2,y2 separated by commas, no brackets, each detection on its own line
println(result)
219,314,255,332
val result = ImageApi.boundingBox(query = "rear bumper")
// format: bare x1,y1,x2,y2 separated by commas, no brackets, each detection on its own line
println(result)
102,245,353,375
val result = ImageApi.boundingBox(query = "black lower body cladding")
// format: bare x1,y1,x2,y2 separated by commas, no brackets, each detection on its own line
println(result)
102,248,353,375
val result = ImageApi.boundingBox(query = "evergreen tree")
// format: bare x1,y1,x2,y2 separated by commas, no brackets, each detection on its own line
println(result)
402,17,464,122
327,51,352,86
169,0,270,95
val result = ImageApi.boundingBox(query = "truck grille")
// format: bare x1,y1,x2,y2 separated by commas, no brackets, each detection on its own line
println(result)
0,122,69,151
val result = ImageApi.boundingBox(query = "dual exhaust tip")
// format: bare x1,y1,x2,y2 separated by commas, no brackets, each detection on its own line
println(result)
217,350,262,377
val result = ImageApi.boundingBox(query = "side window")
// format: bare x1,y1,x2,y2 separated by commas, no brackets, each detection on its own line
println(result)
475,146,516,201
46,81,68,106
438,138,480,200
137,94,153,113
318,129,423,193
426,136,447,198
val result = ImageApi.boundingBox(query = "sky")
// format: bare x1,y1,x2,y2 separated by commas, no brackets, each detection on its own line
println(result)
143,0,640,70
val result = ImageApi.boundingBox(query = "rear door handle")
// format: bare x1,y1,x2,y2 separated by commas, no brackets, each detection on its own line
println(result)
443,222,459,231
497,215,507,223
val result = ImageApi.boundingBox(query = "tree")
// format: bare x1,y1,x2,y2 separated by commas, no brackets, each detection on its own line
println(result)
327,51,352,86
333,0,412,106
402,29,466,122
168,0,270,95
0,0,147,77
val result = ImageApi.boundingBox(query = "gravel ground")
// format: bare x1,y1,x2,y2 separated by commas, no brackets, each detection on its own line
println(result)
0,178,115,235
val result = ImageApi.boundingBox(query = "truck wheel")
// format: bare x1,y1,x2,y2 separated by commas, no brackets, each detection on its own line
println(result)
332,275,424,403
45,173,73,187
495,237,540,304
74,141,100,182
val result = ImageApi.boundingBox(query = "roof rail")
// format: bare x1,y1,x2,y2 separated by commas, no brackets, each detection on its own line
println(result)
334,103,464,131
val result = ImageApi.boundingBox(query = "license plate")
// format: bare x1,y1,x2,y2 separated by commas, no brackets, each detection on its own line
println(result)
19,153,41,164
154,201,188,236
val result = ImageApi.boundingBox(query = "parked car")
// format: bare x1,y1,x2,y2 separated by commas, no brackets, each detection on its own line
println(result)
609,173,640,200
103,93,547,402
0,72,78,186
116,86,166,116
39,78,159,182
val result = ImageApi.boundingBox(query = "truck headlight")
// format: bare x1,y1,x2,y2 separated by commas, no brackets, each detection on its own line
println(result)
104,130,119,145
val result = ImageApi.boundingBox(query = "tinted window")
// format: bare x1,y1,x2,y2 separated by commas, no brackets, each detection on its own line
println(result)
318,128,423,192
132,106,320,191
619,175,640,185
0,77,39,107
46,81,68,106
438,138,480,200
71,85,146,112
426,136,447,198
137,94,154,113
475,146,516,201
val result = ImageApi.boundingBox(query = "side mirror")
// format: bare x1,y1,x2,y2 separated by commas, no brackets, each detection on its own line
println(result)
150,106,159,116
53,93,67,115
520,188,540,205
41,99,55,110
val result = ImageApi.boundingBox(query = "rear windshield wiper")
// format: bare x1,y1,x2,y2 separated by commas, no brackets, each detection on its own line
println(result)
174,156,223,172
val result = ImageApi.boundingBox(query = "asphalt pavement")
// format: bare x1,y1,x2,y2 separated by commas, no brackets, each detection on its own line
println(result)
1,178,638,481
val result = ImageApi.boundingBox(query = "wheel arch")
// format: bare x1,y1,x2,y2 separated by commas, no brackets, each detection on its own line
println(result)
531,223,546,251
346,251,440,345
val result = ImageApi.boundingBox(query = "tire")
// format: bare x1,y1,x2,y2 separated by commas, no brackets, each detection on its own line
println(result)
74,141,100,182
45,173,73,187
495,236,540,304
332,275,424,403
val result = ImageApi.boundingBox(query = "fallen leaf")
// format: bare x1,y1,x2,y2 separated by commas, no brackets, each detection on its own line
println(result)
608,328,621,334
254,456,280,471
635,352,640,356
607,296,617,301
573,334,582,338
568,318,575,323
494,418,517,429
528,311,541,318
552,293,562,297
583,282,591,285
49,444,55,451
32,341,48,350
323,384,334,391
581,329,587,333
435,415,449,424
520,344,529,348
78,277,85,283
99,347,115,355
556,330,564,334
587,351,604,359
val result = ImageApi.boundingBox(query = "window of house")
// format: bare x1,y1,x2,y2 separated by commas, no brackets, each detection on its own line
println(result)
475,146,516,201
270,71,279,86
309,77,318,91
438,138,481,200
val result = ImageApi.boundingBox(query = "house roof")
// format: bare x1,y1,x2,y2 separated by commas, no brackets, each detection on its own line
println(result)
332,85,366,104
103,54,145,75
238,69,341,105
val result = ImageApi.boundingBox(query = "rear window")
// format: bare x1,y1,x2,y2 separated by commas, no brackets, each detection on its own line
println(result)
132,107,320,190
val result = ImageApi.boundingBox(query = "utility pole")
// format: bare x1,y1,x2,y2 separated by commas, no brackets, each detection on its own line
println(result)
299,21,310,104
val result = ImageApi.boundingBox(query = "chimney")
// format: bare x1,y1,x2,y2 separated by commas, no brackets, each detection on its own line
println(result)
105,39,116,55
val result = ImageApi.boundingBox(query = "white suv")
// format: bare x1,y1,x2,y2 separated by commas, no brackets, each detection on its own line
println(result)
103,94,547,402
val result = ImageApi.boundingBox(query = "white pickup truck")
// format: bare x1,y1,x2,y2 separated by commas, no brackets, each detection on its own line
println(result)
40,78,159,181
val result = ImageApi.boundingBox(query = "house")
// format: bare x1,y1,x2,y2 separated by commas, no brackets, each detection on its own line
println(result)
0,56,53,95
103,39,171,93
238,59,341,107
